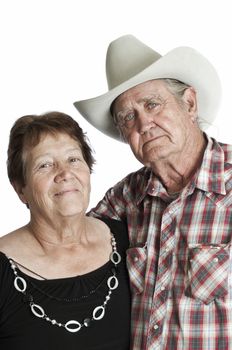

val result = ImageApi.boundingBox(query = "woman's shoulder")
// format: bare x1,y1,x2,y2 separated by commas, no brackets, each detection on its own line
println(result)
0,231,14,254
0,231,18,275
0,250,11,280
94,216,129,252
0,226,28,257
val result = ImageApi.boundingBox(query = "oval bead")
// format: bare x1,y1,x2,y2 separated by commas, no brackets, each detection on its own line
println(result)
93,306,105,320
14,276,27,292
30,303,45,318
110,251,121,265
65,320,81,333
107,275,119,290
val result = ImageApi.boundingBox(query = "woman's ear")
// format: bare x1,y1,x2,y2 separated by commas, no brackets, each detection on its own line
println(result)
12,181,28,205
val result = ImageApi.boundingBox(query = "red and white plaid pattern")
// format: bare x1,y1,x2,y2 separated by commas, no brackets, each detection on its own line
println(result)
188,244,230,304
91,135,232,350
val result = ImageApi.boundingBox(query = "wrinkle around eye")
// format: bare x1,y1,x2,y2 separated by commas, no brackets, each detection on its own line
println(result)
125,113,135,122
69,157,87,167
69,157,80,163
37,162,53,170
147,103,157,110
146,102,162,112
36,165,53,174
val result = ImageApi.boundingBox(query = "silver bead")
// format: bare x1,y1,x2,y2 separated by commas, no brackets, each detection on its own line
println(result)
110,251,121,264
93,306,105,320
30,303,45,318
65,320,82,333
14,276,27,292
107,275,119,290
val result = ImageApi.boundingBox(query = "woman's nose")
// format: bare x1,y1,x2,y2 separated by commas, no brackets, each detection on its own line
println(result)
54,164,74,182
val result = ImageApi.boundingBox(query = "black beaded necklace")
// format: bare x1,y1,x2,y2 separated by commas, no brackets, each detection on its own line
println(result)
8,233,122,333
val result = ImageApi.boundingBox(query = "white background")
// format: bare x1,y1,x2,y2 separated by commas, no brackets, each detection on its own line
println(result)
0,0,231,236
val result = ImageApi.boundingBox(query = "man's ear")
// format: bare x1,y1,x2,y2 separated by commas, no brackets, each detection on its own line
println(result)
12,181,28,205
182,87,198,121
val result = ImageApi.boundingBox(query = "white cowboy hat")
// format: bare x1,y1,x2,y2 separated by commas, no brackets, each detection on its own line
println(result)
74,35,221,142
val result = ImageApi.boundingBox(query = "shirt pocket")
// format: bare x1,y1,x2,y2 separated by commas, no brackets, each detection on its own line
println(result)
187,244,230,304
126,247,147,294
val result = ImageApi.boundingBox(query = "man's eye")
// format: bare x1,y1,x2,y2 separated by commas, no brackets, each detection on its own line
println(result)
147,102,158,110
115,112,136,129
124,113,135,122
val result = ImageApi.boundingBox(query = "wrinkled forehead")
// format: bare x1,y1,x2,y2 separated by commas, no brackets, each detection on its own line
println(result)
111,79,168,115
22,131,81,161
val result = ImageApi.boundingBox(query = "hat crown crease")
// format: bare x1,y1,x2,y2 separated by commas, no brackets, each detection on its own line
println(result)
106,35,162,89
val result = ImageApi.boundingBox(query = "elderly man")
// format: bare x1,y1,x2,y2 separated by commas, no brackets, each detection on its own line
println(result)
74,35,232,350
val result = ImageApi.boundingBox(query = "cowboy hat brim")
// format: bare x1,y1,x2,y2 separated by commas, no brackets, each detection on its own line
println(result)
74,46,221,142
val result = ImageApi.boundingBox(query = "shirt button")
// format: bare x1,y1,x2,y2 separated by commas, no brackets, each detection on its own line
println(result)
134,257,139,262
161,285,166,291
153,324,159,330
213,257,219,263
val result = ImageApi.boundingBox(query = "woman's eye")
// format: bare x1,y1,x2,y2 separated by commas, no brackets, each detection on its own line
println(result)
39,162,52,169
69,157,80,163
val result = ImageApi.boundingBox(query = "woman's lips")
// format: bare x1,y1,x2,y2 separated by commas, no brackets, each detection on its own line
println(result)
55,189,78,196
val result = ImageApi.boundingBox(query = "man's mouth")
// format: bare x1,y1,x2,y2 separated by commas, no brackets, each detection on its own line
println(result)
143,136,163,147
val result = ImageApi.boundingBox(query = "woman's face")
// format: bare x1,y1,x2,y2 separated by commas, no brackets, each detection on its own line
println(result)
18,133,91,221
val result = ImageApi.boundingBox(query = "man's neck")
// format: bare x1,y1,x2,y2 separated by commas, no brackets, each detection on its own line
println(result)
150,133,207,194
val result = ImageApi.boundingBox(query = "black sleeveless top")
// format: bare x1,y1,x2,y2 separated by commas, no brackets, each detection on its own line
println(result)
0,218,131,350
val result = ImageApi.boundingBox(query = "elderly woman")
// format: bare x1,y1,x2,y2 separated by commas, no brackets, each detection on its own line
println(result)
0,112,131,349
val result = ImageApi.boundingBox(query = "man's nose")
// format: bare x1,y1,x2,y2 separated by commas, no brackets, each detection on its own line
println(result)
137,111,155,134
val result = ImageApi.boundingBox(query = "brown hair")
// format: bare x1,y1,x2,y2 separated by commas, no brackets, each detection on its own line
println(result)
7,111,95,187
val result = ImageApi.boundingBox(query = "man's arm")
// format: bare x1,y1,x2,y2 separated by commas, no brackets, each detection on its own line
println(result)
88,166,147,221
89,181,127,221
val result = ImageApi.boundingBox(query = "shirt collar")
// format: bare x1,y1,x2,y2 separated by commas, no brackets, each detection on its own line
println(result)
136,169,176,205
135,168,153,205
195,134,226,195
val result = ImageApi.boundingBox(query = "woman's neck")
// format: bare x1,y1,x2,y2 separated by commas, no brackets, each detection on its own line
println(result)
27,215,90,251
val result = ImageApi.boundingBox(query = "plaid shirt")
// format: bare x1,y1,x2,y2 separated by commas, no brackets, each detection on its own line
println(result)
90,135,232,350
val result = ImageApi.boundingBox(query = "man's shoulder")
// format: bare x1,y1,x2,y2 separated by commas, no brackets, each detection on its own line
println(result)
104,166,151,202
116,166,151,186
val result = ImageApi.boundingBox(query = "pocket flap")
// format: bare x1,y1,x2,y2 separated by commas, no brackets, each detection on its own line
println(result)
187,244,230,304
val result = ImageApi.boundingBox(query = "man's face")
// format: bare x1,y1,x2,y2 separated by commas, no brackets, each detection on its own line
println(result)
113,79,197,167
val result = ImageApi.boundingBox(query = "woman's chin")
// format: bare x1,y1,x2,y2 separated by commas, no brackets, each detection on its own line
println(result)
55,204,86,218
